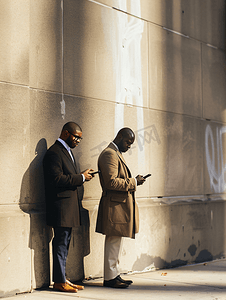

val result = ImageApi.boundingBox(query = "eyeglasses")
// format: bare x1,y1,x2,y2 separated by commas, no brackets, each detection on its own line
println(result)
68,131,83,141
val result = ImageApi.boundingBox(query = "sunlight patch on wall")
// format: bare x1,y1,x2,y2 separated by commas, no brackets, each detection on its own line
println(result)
205,124,226,193
114,0,145,170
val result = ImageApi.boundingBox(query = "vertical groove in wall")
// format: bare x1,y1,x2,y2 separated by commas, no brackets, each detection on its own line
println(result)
200,42,205,196
147,20,149,110
60,0,65,119
62,0,64,97
201,43,203,120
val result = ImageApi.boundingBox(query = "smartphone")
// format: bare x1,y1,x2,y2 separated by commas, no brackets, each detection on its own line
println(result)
143,173,151,179
89,170,100,175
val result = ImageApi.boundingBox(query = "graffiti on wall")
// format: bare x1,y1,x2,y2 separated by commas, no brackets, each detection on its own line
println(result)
128,125,161,155
205,124,226,193
89,124,160,158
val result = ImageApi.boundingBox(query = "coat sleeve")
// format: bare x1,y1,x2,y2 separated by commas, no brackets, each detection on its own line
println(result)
98,150,136,192
43,150,83,188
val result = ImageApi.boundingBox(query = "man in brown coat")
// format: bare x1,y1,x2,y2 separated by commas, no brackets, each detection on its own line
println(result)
96,127,146,288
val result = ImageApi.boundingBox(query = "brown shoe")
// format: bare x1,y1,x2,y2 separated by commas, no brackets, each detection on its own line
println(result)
66,279,84,290
53,282,78,293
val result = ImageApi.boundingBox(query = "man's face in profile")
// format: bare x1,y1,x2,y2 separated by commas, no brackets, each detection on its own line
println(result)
118,135,135,153
66,130,82,149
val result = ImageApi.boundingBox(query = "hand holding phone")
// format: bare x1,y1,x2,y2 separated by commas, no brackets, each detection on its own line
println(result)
136,175,146,185
81,169,94,181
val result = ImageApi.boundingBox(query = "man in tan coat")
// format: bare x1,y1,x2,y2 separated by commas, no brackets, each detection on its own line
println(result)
96,127,146,288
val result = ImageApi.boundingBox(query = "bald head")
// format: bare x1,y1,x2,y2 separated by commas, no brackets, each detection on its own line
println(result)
116,128,135,139
113,127,135,152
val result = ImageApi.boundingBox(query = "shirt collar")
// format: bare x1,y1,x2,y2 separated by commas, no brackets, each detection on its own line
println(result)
111,141,119,151
58,138,71,152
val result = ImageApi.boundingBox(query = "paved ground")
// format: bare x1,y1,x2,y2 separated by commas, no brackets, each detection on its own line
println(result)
4,259,226,300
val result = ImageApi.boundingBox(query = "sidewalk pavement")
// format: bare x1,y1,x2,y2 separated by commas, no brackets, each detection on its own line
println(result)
5,259,226,300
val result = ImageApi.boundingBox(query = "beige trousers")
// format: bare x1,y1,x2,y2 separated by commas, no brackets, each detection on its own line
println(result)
104,235,123,280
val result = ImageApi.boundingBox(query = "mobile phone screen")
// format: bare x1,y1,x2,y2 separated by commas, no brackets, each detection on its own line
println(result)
143,174,151,179
90,170,100,175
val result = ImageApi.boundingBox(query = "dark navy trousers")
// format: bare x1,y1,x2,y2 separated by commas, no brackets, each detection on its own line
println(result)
52,227,72,283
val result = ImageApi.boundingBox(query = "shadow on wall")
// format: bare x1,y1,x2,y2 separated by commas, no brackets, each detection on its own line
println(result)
132,250,215,272
19,138,52,289
19,138,90,288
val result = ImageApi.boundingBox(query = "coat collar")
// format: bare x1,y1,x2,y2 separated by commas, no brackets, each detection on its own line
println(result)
108,142,127,165
55,140,77,172
108,142,132,177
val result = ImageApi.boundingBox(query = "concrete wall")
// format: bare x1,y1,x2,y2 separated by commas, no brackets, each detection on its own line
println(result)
0,0,226,297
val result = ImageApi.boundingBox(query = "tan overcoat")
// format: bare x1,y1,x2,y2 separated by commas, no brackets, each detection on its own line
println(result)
95,143,139,238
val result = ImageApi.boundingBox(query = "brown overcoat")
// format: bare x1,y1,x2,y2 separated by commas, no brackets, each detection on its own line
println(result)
95,143,139,238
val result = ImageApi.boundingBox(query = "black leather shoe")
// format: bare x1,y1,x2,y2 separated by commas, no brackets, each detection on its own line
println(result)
116,275,133,285
71,279,84,286
104,277,129,288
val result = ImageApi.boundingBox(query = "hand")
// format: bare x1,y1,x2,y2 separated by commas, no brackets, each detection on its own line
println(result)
136,175,146,186
81,169,94,181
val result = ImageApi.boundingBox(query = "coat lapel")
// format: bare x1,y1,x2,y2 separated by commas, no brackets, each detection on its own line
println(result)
108,142,132,177
55,141,78,173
